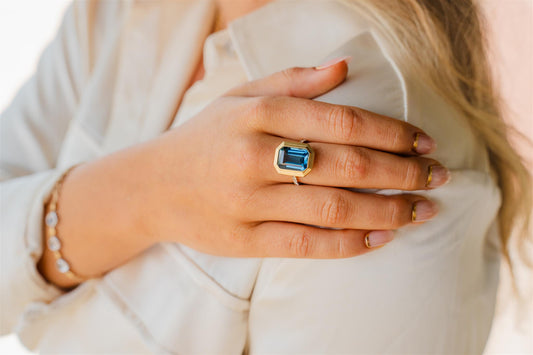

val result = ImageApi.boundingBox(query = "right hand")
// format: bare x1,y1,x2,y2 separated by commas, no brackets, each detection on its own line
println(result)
140,58,448,258
45,58,449,288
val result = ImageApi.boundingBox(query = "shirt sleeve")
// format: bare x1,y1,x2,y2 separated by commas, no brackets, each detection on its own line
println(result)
0,2,88,334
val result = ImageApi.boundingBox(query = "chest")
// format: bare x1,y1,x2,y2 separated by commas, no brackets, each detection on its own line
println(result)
55,27,247,170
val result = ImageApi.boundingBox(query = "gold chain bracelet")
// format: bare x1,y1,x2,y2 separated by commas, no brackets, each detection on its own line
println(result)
44,165,87,282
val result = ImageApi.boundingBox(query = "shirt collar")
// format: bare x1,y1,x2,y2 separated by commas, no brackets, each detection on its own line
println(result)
228,0,370,80
227,0,408,124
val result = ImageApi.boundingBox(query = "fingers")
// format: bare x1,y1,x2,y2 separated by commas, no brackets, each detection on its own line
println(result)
224,62,434,155
224,59,349,99
244,96,436,155
257,137,450,190
248,185,439,230
304,143,449,190
249,222,393,258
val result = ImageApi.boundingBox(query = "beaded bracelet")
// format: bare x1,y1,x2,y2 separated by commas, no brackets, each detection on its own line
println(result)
44,165,86,282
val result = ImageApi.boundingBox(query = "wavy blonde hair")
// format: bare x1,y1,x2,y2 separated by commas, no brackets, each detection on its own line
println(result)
339,0,532,273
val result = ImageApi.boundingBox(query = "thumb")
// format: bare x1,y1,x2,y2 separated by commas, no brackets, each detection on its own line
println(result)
224,55,351,98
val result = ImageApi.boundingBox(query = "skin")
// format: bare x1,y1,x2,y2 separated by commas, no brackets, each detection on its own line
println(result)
38,1,447,289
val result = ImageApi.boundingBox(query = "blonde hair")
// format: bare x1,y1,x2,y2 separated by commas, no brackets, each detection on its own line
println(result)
340,0,532,273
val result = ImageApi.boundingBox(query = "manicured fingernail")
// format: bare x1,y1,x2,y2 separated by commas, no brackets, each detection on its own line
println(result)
411,200,439,222
426,165,451,188
413,133,436,154
364,230,394,248
315,55,352,70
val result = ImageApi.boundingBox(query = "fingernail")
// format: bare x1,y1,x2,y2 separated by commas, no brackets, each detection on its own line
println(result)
413,133,436,154
315,55,352,70
426,165,451,188
411,200,439,222
364,230,394,248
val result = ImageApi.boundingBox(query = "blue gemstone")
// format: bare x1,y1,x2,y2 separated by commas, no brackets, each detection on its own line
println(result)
277,146,310,171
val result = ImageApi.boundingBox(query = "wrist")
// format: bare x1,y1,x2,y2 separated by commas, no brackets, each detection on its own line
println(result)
132,131,188,245
51,146,161,278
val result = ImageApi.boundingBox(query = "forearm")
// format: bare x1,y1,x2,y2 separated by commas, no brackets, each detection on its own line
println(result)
38,141,162,289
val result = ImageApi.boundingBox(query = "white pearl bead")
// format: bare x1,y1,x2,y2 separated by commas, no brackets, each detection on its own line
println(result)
47,236,61,251
56,258,70,273
45,211,58,227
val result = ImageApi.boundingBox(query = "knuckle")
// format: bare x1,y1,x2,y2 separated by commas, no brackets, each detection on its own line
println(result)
387,197,411,228
229,183,261,222
391,125,412,151
245,96,272,127
337,232,361,258
224,187,258,218
402,159,424,190
236,135,263,176
348,148,371,180
280,67,305,96
288,230,313,257
218,96,245,121
336,233,350,258
389,127,402,151
225,191,247,216
327,106,357,142
319,192,349,226
280,67,304,82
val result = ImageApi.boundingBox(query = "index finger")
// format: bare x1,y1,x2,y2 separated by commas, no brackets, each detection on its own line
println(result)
246,96,436,155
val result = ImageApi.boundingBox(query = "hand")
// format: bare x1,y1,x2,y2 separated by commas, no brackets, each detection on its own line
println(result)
40,59,450,288
143,59,449,258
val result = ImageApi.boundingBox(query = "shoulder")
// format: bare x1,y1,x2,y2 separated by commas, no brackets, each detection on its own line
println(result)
66,0,129,70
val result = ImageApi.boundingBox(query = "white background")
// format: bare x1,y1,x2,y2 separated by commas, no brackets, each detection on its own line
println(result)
0,1,531,354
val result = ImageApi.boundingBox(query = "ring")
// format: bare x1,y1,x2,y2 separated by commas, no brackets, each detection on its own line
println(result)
292,176,300,186
274,141,315,185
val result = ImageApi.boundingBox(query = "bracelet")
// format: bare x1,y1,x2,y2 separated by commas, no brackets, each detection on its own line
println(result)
44,165,87,282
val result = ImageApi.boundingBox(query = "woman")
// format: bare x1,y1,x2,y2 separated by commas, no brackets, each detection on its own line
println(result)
1,0,530,353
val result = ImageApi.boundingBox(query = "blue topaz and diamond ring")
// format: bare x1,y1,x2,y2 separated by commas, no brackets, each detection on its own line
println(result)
274,141,315,178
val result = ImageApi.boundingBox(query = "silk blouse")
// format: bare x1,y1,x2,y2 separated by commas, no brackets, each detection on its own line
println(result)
0,0,502,353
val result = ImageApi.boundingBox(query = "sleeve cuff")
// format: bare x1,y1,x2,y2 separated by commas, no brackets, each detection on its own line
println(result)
1,168,76,333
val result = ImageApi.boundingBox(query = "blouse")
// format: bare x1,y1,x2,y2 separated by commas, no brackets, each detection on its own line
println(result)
0,0,502,353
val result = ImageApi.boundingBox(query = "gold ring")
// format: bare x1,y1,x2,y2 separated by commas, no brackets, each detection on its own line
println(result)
274,141,315,182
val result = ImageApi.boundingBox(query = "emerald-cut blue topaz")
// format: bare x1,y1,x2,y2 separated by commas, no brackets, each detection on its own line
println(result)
277,146,310,172
274,141,314,177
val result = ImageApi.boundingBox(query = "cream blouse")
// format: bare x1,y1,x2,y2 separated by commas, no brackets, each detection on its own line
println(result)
0,0,501,354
